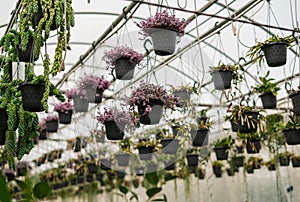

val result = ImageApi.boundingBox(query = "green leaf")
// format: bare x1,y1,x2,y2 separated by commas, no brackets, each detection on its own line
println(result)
0,173,12,202
33,181,51,199
164,174,177,182
145,172,159,185
118,185,128,195
15,179,26,190
146,187,162,198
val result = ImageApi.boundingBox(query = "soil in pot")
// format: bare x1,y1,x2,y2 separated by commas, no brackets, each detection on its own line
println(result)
190,129,209,147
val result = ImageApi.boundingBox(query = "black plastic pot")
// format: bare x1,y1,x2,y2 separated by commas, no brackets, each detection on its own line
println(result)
138,146,153,161
212,166,222,178
19,83,45,112
116,170,126,180
226,168,234,176
211,70,232,90
146,164,158,173
160,138,179,154
85,86,103,103
116,153,130,166
87,163,98,174
104,120,125,140
101,159,112,170
246,166,254,174
77,176,84,184
236,146,244,154
86,174,94,182
232,156,245,168
138,100,163,125
186,154,199,167
164,160,176,170
16,36,39,62
174,89,191,107
238,111,259,133
262,42,288,67
46,120,58,133
279,156,290,166
291,158,300,167
171,125,180,136
214,147,229,160
283,129,300,145
114,58,136,80
190,129,209,147
246,138,261,154
259,93,277,109
149,28,177,56
289,92,300,116
39,129,47,140
58,110,72,124
135,167,145,176
0,108,8,145
267,163,276,171
73,96,89,113
96,173,104,183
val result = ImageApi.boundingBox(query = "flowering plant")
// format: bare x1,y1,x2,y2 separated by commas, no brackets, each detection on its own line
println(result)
135,10,189,36
78,74,111,90
45,115,58,122
64,88,86,99
128,82,177,114
96,107,135,129
103,46,143,69
54,101,73,113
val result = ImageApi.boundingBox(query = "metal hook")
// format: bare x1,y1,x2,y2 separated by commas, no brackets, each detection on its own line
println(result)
123,7,128,20
238,57,247,71
79,55,84,65
215,22,220,34
143,39,152,55
91,41,97,52
285,82,292,93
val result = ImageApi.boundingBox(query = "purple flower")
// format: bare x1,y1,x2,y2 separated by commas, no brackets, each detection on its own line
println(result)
135,10,189,36
45,115,58,122
79,74,111,90
64,88,87,100
103,46,143,69
54,102,73,113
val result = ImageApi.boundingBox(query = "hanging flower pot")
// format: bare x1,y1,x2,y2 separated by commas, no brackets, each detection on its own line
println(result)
289,91,300,115
85,174,94,182
100,159,112,170
279,156,290,166
104,120,125,140
85,86,104,103
190,129,209,147
283,129,300,145
291,156,300,167
86,162,98,174
146,163,158,173
16,36,39,62
114,58,137,80
212,165,222,178
246,138,261,154
73,96,89,113
232,156,245,168
0,108,8,145
58,111,72,124
135,167,145,176
19,83,45,112
261,42,288,67
46,120,58,133
171,125,180,136
259,93,277,109
136,10,189,56
138,99,164,125
238,111,259,133
211,70,232,90
138,146,153,161
173,89,192,107
160,138,179,154
116,170,126,180
164,160,176,170
186,154,199,167
116,153,130,166
214,147,229,160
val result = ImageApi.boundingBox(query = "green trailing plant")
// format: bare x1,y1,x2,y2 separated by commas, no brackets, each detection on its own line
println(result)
247,35,295,66
253,71,280,96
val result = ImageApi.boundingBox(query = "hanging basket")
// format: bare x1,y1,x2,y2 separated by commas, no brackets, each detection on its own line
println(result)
85,86,104,103
291,158,300,167
261,42,288,67
174,89,191,107
104,120,125,140
212,166,222,178
279,156,290,166
33,3,59,31
87,163,98,174
186,154,199,167
211,70,232,90
164,160,176,170
246,138,261,154
46,120,58,133
73,96,89,113
137,146,153,161
289,91,300,115
17,36,39,62
114,58,136,80
116,153,130,166
232,156,245,168
283,129,300,145
101,159,112,170
19,83,45,112
0,108,8,145
237,111,259,133
259,93,277,109
160,138,179,154
58,111,72,124
190,129,209,147
171,125,180,136
149,28,177,56
214,147,229,160
138,99,164,125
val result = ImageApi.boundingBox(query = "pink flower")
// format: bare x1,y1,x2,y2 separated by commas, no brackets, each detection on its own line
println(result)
79,74,111,90
64,88,87,99
54,102,73,113
45,115,58,122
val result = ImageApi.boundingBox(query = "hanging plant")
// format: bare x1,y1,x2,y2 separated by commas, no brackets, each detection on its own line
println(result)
136,9,189,55
54,101,73,124
247,35,295,67
213,136,234,160
253,71,280,109
128,82,177,125
64,88,88,112
103,46,143,80
44,114,59,133
78,74,110,103
170,85,194,108
282,114,300,145
209,62,242,90
287,86,300,116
